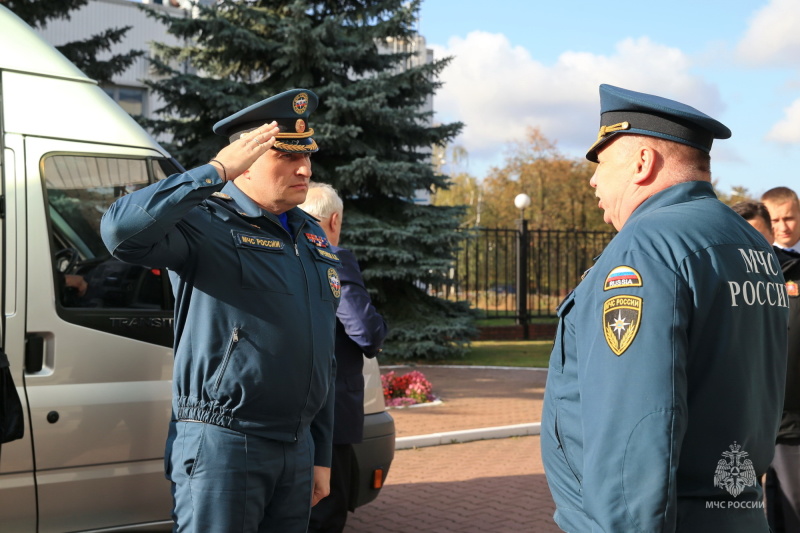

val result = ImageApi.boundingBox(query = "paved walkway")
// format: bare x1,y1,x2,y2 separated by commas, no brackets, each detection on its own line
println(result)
344,365,561,533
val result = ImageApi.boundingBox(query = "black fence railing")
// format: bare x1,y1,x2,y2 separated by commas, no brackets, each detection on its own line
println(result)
430,227,616,320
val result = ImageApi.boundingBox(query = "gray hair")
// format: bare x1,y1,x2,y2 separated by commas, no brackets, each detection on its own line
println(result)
300,181,343,219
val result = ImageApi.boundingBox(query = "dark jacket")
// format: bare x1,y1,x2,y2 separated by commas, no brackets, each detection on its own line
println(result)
0,350,23,444
542,181,788,532
330,245,387,444
776,247,800,442
100,165,339,466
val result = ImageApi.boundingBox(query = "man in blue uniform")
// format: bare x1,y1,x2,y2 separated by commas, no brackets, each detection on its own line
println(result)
101,89,340,532
300,182,389,533
541,84,788,532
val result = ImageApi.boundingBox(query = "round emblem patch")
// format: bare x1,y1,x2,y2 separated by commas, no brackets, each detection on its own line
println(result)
293,93,309,115
327,268,341,298
295,118,306,133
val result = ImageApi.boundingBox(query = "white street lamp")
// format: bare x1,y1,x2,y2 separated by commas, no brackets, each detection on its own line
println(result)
514,193,531,221
513,193,531,337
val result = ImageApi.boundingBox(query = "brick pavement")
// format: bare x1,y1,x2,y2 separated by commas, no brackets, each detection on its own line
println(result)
344,365,560,533
346,437,559,532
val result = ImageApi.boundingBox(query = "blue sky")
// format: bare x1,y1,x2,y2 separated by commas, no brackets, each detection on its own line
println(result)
418,0,800,197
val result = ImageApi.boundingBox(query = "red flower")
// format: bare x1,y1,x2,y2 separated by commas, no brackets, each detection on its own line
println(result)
381,370,436,407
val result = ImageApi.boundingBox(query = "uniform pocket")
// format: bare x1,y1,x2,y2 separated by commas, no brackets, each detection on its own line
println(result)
551,291,576,373
169,421,206,482
232,231,293,293
213,327,239,393
554,403,582,486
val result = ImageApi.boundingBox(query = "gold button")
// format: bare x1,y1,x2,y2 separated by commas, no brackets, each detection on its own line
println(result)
205,179,212,183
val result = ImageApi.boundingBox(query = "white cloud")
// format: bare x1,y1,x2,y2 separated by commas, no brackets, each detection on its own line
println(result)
432,32,723,173
767,98,800,143
737,0,800,67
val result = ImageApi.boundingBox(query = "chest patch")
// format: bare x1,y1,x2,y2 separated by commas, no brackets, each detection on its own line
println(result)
604,266,642,291
327,268,341,298
316,248,340,262
603,295,642,356
304,232,329,248
788,281,799,297
233,231,285,251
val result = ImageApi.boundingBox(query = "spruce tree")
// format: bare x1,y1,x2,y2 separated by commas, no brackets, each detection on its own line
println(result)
3,0,143,85
143,0,475,359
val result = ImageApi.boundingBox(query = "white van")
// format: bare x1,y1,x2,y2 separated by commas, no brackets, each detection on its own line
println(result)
0,6,394,532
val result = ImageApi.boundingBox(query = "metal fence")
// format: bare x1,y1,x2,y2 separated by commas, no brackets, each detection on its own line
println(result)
431,226,616,319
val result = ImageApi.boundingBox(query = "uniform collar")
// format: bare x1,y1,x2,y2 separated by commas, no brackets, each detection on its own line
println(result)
220,182,317,228
222,182,267,218
625,181,716,228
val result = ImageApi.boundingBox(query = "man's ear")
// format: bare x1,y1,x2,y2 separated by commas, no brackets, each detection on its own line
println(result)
632,145,657,185
329,211,342,233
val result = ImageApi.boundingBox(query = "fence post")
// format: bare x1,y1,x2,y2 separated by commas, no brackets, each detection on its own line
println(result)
516,219,529,339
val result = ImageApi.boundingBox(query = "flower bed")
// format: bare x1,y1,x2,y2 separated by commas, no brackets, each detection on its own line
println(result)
381,370,437,407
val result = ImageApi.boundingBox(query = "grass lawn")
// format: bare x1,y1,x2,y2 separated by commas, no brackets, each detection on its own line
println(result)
385,340,553,368
474,317,559,327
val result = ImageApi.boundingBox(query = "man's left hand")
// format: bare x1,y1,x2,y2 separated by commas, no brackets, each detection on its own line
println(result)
311,466,331,507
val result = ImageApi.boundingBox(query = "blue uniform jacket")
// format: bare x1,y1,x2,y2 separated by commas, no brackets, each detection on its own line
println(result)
541,181,788,532
330,245,388,445
100,165,339,466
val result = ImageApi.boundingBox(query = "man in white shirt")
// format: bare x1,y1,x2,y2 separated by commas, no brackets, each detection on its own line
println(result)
760,187,800,532
762,187,800,252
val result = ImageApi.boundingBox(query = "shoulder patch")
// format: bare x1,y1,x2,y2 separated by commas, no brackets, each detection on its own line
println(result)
604,266,642,291
232,231,285,251
603,295,642,356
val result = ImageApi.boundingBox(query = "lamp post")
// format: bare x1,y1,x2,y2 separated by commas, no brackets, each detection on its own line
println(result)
514,193,531,339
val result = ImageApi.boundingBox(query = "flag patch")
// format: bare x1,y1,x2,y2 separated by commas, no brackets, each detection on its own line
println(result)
604,266,642,291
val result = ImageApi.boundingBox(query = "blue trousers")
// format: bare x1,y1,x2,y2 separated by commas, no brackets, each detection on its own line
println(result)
167,421,315,533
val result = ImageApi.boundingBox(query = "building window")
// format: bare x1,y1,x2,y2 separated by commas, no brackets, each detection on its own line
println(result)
102,86,146,116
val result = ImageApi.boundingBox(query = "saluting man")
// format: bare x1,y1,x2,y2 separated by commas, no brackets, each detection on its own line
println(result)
101,89,339,532
541,84,788,532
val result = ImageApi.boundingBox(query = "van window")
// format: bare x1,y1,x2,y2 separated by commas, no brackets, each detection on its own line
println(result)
43,154,178,346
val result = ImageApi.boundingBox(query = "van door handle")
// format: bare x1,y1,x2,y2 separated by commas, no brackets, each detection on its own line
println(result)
25,334,44,373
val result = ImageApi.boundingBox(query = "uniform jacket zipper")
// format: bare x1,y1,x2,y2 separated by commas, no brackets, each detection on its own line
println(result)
214,326,239,392
266,215,316,441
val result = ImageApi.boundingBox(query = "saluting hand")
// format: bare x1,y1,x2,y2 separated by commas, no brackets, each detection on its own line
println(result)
209,121,280,182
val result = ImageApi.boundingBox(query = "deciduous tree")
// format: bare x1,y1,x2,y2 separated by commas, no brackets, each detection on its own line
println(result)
434,128,607,231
